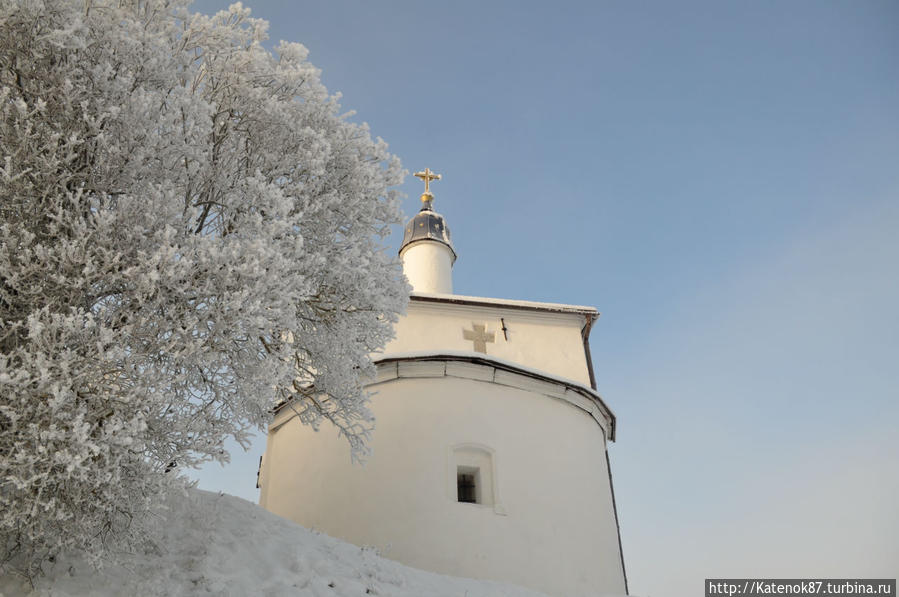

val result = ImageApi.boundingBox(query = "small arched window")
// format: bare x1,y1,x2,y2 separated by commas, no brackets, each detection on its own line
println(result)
451,444,496,507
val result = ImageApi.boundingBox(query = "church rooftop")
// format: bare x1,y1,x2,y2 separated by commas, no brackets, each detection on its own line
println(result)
400,209,455,259
399,167,455,260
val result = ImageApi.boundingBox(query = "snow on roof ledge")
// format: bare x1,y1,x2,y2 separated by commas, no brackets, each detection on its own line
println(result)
410,291,599,318
372,349,616,441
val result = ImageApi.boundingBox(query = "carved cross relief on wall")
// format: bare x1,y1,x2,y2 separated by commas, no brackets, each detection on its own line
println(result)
463,323,495,354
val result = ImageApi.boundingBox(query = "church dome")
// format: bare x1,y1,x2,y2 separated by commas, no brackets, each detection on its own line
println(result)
399,196,457,263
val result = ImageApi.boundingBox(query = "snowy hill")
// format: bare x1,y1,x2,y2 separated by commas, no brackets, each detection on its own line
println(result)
0,489,556,597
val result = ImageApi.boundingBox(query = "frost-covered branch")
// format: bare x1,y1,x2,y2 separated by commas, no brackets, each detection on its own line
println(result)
0,0,408,576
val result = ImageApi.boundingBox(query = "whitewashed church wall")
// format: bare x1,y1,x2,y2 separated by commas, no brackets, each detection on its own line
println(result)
382,301,593,387
260,374,626,597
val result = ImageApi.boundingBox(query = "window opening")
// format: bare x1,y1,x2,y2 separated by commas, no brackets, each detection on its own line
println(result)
451,444,495,507
457,466,479,503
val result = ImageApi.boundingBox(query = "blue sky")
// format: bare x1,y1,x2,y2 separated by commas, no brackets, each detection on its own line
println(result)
189,1,899,594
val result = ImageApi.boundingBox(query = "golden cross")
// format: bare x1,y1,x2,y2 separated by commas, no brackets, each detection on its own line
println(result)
414,168,442,194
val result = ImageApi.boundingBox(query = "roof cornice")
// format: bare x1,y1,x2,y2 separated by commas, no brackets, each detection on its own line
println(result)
372,351,616,441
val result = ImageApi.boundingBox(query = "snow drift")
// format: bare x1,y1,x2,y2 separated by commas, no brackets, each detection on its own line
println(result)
0,489,557,597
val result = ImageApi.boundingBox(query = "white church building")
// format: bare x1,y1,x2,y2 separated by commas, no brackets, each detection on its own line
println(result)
258,170,628,597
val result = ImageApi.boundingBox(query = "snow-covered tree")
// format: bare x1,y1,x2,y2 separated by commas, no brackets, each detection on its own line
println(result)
0,0,407,573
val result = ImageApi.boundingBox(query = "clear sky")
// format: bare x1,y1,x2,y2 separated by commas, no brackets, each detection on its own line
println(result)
188,1,899,595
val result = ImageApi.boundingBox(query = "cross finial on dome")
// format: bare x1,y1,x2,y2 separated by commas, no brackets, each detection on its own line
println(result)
414,168,441,196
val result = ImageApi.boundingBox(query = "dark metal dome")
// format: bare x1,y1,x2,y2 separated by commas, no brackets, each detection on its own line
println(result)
399,196,456,262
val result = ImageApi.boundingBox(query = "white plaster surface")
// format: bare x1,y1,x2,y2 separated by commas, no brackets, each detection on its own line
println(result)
261,366,626,597
382,298,594,386
400,241,454,293
260,263,625,595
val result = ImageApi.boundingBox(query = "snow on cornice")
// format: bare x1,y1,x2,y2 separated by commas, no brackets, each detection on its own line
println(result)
372,350,616,441
409,292,599,318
